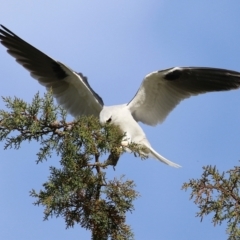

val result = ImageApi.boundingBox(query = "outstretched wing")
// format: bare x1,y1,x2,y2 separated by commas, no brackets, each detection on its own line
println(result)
0,25,103,117
128,67,240,125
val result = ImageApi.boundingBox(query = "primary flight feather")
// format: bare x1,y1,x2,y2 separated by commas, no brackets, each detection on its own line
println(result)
1,25,240,168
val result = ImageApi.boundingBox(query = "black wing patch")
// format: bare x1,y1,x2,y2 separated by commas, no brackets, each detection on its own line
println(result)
0,24,68,80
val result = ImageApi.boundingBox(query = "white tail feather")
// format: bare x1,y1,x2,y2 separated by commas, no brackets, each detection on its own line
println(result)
149,147,181,168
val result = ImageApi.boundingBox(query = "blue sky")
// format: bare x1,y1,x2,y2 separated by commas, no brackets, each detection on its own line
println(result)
1,1,240,239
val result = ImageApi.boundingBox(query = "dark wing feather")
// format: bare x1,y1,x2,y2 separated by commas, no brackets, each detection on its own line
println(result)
0,25,103,117
128,67,240,125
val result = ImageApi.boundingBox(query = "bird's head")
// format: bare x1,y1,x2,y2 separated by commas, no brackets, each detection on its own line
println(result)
99,105,126,125
99,106,114,125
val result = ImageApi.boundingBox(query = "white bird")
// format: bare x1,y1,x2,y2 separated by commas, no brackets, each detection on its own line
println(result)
1,25,240,168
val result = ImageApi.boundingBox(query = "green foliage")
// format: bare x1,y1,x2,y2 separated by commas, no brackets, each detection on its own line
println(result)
182,165,240,240
0,92,141,240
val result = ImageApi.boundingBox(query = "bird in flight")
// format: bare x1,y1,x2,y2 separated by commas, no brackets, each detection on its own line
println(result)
1,25,240,168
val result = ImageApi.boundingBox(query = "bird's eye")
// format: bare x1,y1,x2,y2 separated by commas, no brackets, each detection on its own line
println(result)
106,117,112,123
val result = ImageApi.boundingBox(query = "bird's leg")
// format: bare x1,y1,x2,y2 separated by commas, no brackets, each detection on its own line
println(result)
121,134,131,147
121,140,129,147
